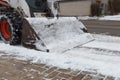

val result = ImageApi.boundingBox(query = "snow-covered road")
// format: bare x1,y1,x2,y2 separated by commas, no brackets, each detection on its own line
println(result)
0,34,120,77
63,34,120,77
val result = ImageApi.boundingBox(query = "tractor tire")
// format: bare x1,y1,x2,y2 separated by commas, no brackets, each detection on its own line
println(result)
0,12,22,45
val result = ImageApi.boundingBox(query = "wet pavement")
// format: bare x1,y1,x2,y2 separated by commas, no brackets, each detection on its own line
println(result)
81,20,120,36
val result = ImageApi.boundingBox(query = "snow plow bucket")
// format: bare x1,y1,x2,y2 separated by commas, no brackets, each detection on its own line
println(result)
22,18,49,52
25,17,94,53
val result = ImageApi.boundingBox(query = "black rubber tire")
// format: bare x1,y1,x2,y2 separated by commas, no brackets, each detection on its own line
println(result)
0,12,22,45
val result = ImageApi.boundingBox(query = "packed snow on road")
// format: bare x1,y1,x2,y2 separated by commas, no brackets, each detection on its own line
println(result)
0,16,120,77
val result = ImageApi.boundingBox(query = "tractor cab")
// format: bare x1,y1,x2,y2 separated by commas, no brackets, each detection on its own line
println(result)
25,0,54,17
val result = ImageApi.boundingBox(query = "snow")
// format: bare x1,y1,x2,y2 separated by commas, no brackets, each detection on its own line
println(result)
27,17,93,53
1,34,120,77
78,16,98,20
1,17,120,77
99,15,120,21
79,14,120,21
83,41,120,52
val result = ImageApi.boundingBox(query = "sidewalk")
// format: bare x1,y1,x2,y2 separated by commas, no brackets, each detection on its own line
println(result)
0,55,116,80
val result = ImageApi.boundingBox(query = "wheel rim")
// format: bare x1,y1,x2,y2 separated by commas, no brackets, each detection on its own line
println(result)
0,19,12,39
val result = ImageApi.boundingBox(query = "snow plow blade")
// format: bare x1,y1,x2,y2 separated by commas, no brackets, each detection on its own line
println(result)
22,18,49,52
23,17,94,52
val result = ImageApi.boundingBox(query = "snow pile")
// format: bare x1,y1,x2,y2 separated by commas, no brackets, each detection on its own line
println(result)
27,17,93,52
78,16,98,20
79,15,120,21
99,15,120,21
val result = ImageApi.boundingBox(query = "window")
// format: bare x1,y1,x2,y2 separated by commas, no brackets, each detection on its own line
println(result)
25,0,48,12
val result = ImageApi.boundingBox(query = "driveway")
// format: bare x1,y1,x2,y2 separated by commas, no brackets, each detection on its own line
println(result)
0,54,116,80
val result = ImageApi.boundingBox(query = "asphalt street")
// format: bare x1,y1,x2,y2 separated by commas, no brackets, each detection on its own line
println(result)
81,20,120,36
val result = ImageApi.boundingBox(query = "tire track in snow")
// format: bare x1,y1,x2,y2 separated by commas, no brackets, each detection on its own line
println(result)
78,46,120,56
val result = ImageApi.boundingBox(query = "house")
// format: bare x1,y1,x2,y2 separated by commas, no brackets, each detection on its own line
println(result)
58,0,120,16
58,0,109,16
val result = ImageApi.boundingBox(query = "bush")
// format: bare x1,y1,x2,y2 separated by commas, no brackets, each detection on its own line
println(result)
108,0,120,15
113,0,120,14
91,3,99,16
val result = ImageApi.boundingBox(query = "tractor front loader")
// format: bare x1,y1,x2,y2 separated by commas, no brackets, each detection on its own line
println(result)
0,0,94,52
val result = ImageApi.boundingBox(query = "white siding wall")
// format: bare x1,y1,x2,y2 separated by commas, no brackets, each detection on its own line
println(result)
58,0,91,16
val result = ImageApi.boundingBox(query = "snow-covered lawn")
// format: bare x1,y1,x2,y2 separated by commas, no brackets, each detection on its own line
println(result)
0,34,120,77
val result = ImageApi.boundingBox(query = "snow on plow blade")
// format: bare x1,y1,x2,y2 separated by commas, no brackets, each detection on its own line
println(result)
25,17,94,53
22,19,49,52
